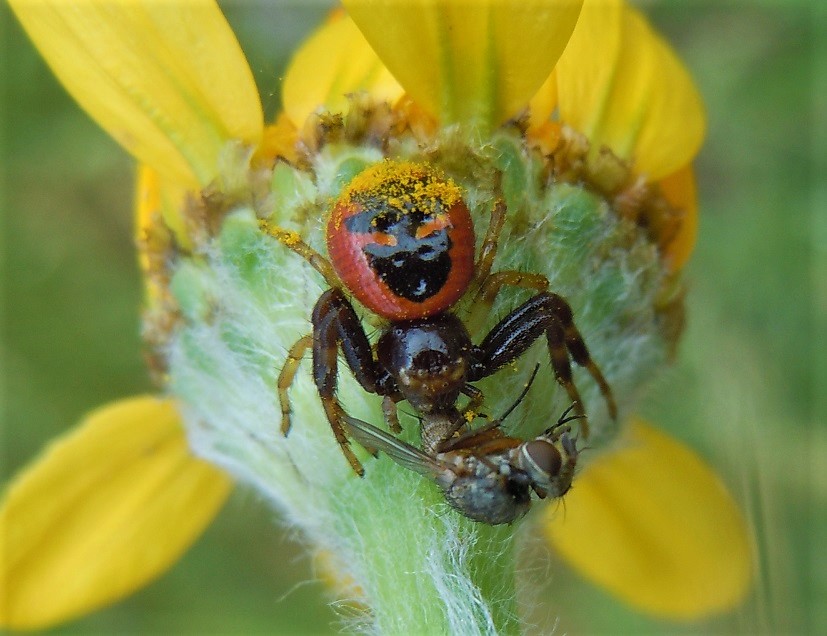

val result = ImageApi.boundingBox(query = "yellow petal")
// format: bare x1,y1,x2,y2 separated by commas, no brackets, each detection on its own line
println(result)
9,0,263,187
343,0,583,130
135,164,191,324
0,396,233,630
556,0,705,180
135,163,189,251
255,113,300,166
659,166,698,272
282,13,403,128
545,419,753,619
527,69,558,132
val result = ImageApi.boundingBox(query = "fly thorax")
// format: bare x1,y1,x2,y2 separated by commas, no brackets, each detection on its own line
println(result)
435,453,532,526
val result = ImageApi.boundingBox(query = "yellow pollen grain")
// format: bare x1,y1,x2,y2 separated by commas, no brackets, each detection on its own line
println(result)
341,160,463,215
260,220,302,246
281,231,301,246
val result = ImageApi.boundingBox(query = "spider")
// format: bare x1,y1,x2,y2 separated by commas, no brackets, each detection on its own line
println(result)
261,160,616,479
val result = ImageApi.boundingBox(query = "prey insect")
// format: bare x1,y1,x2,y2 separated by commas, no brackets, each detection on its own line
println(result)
342,399,584,525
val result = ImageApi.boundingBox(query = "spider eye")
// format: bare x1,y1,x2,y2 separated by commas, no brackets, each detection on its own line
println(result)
521,440,562,479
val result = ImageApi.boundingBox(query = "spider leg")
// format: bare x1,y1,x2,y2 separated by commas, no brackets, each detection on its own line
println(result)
553,303,617,421
465,188,615,430
466,270,550,337
259,219,341,289
460,384,486,422
276,328,366,475
464,182,546,335
282,288,396,476
382,395,402,433
262,222,401,474
278,334,313,436
471,196,507,289
468,291,618,438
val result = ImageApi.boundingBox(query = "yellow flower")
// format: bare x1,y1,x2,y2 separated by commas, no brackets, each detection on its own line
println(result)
2,0,752,631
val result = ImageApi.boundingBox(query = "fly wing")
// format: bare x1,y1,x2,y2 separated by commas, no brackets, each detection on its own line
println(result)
341,415,442,477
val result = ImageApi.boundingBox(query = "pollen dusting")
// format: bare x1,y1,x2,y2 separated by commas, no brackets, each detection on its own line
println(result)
258,220,301,246
280,229,303,247
341,160,463,215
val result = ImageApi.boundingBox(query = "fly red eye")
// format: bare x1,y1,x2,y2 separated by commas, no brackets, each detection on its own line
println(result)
522,440,562,479
327,161,475,321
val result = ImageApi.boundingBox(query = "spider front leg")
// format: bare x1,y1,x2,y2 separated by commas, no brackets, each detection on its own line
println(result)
279,287,396,476
259,220,341,289
468,291,618,438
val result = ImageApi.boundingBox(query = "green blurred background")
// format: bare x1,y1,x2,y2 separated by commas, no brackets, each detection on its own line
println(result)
2,1,823,633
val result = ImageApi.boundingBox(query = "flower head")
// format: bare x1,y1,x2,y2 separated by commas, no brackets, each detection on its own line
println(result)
3,0,752,632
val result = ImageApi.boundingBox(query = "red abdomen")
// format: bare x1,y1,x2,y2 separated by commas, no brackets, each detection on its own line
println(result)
327,161,475,321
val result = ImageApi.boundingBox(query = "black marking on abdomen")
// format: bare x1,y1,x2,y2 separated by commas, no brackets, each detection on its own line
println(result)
366,245,451,302
346,202,453,303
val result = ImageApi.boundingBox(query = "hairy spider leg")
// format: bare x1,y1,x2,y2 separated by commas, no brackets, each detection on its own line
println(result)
277,334,313,435
472,197,508,288
259,220,341,290
381,395,403,433
467,270,551,336
310,288,397,476
457,192,615,428
474,272,617,424
462,191,549,336
468,292,619,438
